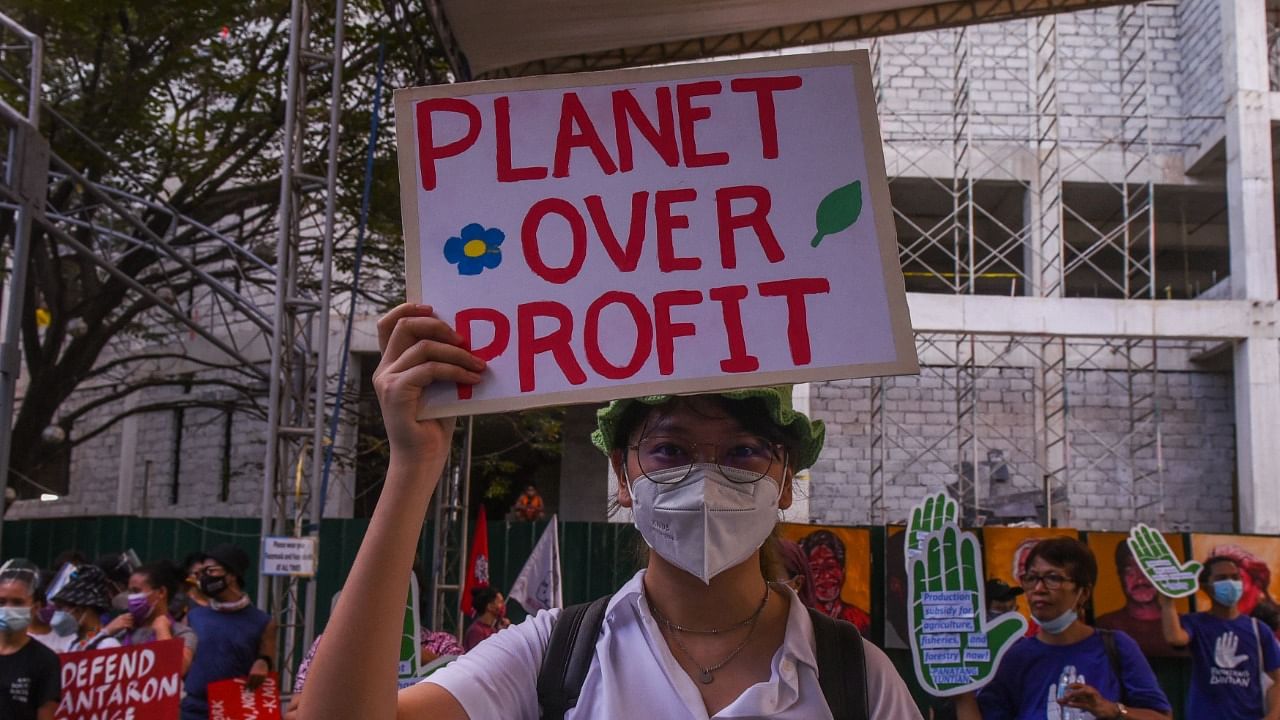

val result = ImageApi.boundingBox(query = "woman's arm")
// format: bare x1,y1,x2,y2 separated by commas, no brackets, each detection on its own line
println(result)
298,305,486,720
1060,684,1170,719
1158,595,1189,647
1265,668,1280,720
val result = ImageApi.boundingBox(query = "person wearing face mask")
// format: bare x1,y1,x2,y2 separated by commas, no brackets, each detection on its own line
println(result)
1159,555,1280,720
49,564,122,651
30,563,78,653
955,537,1171,720
99,561,198,674
173,551,212,622
0,560,60,720
294,304,922,720
462,586,511,651
181,544,276,720
24,572,73,654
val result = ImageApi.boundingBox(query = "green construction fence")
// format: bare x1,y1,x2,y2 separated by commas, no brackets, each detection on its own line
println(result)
2,516,1194,714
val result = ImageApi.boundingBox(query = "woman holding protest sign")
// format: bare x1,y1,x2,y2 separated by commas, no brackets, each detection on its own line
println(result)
297,304,921,720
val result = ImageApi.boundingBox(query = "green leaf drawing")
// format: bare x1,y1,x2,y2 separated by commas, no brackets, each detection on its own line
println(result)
811,180,863,247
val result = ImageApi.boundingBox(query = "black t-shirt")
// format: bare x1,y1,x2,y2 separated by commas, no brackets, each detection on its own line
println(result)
0,640,61,720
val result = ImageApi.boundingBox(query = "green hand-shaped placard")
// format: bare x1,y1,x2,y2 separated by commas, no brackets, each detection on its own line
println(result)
1127,523,1201,599
907,492,959,558
906,493,1026,697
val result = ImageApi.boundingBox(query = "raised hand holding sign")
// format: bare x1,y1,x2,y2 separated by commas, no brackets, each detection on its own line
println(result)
1126,523,1200,598
906,493,1026,696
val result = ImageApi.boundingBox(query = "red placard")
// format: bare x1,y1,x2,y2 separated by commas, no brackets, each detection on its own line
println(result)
56,638,183,720
207,673,283,720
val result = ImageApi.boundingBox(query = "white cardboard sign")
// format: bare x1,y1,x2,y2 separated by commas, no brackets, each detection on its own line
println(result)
260,536,318,577
394,50,917,417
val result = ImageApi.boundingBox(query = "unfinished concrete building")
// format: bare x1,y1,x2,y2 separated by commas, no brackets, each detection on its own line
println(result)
4,0,1278,542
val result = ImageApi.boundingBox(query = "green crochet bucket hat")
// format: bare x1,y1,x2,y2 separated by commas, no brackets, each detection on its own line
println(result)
591,385,825,470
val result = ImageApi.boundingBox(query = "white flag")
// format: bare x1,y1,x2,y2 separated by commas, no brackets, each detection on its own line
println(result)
509,515,562,613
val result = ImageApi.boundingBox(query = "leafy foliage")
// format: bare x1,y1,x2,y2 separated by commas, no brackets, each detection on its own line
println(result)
0,0,451,495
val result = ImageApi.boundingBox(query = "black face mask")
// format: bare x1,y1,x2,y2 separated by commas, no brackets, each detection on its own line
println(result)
199,575,228,597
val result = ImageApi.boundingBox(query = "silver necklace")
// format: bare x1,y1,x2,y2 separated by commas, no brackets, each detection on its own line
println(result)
647,584,770,684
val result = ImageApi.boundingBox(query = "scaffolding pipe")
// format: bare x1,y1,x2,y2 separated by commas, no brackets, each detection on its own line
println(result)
259,0,306,613
0,23,42,553
303,0,346,657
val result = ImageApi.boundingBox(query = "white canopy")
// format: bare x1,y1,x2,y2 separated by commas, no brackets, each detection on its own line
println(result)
432,0,1139,78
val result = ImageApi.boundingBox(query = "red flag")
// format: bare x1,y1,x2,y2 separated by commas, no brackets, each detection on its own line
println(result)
459,510,490,616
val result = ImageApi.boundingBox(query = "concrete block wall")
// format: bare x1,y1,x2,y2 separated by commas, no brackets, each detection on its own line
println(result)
807,364,1236,532
7,381,267,520
874,3,1189,162
1177,0,1224,149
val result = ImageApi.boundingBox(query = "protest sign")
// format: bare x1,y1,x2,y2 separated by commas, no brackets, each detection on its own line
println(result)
905,493,1025,696
206,673,282,720
1126,524,1200,599
56,638,183,720
400,570,423,681
394,50,917,417
1090,530,1190,657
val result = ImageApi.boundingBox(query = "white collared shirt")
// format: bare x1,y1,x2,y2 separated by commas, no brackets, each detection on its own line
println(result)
423,570,923,719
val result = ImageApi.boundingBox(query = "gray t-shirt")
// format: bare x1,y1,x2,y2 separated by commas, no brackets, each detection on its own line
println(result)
128,619,198,654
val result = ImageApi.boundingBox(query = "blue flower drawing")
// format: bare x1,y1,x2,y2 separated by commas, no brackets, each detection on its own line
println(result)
444,223,504,276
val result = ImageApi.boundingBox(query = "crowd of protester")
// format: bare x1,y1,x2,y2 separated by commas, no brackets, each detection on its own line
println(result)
0,544,277,720
3,531,1279,719
0,544,480,720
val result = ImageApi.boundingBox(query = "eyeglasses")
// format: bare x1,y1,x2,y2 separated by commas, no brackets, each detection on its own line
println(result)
1018,572,1074,590
627,435,785,484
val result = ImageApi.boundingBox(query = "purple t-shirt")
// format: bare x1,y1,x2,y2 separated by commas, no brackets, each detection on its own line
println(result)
977,630,1170,719
1181,612,1280,719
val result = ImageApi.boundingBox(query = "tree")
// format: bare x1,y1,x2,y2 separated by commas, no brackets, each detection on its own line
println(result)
0,0,450,499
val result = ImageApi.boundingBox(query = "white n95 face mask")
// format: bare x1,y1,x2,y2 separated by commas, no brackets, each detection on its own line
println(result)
628,463,782,584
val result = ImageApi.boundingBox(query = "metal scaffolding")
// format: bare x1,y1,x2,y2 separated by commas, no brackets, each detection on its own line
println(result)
0,11,277,554
429,418,473,639
258,0,345,690
867,4,1171,527
0,1,347,679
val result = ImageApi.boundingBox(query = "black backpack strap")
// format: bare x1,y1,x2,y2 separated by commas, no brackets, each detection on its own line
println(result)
807,607,870,720
1097,629,1129,704
537,595,611,720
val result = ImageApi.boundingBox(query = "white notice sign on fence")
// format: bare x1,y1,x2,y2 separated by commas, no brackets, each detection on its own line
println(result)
261,536,319,577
